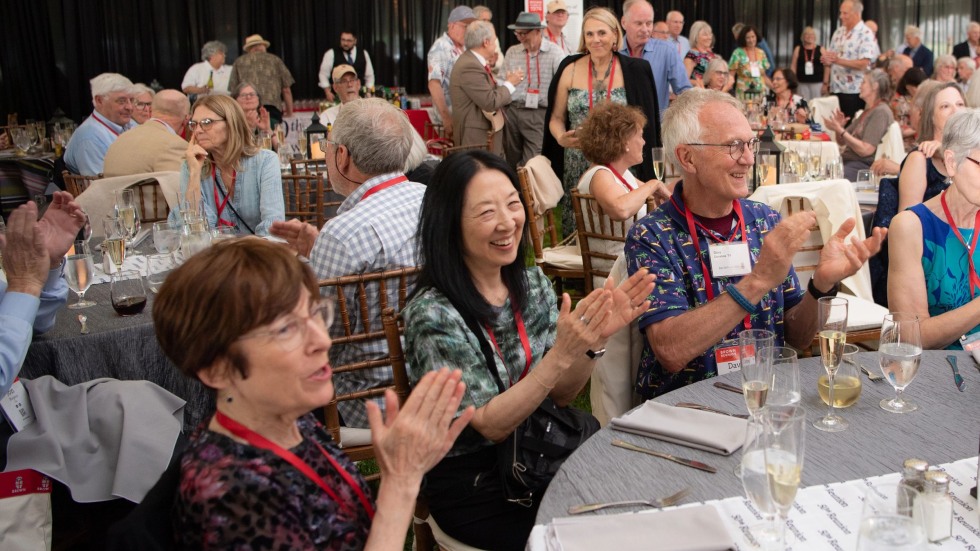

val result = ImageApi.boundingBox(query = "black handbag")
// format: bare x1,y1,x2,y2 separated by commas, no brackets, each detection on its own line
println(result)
459,311,599,507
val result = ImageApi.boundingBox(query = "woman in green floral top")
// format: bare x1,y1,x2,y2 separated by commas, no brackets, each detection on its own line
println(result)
403,151,654,550
729,25,772,102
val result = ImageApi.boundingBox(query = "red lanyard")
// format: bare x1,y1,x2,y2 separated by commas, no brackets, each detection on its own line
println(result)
547,30,565,51
804,47,815,63
941,191,980,298
484,302,532,386
587,56,617,110
92,115,120,136
214,411,375,520
525,51,541,89
359,175,407,203
671,195,752,329
211,165,237,227
604,165,636,191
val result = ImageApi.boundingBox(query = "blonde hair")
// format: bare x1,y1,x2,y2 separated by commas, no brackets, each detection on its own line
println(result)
185,95,258,204
577,7,623,53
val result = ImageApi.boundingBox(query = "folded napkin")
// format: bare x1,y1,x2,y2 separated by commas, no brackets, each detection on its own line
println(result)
610,401,747,455
546,505,735,551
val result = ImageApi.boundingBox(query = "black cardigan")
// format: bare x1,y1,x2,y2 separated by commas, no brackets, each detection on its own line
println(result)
541,52,661,183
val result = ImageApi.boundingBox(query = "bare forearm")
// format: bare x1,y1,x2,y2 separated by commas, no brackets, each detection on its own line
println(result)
183,86,209,95
428,81,450,122
836,57,872,71
282,88,294,113
601,184,659,220
839,130,876,157
364,478,421,551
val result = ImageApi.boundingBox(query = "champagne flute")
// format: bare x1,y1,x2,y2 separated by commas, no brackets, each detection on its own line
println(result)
878,312,922,413
740,414,780,548
813,296,848,432
764,346,801,407
65,241,96,309
651,147,665,180
103,216,128,272
739,329,774,418
764,405,806,550
856,483,926,550
114,189,141,246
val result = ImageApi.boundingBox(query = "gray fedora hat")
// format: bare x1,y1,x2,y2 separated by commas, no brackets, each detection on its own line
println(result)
508,12,547,31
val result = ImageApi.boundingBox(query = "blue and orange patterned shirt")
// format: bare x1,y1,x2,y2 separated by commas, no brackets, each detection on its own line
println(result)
625,182,805,399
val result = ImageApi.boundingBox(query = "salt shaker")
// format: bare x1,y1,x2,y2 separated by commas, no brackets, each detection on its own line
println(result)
898,458,929,511
920,470,953,542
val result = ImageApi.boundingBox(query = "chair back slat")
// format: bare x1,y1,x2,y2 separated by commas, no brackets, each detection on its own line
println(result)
62,170,100,198
571,191,641,293
130,178,170,222
281,172,327,229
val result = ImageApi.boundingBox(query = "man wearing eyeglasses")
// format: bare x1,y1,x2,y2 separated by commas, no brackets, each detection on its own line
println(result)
318,65,362,128
64,73,138,176
427,6,478,142
624,89,886,399
103,89,190,177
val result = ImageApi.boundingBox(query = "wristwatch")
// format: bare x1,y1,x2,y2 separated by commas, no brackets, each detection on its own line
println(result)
807,278,840,299
586,348,606,359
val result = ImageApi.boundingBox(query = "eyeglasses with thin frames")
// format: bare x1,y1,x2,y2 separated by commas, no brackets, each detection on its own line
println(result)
318,138,337,152
688,138,761,161
336,78,359,86
134,101,151,109
187,118,225,131
237,301,334,352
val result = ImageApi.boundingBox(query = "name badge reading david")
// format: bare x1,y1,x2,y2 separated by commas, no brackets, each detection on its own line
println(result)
709,242,752,277
714,344,741,375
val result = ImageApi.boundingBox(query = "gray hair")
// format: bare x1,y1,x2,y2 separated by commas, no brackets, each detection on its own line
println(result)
89,73,135,100
865,68,892,101
941,108,980,167
622,0,652,18
935,54,957,70
801,26,818,41
132,83,155,98
464,20,495,50
472,5,491,19
332,98,414,175
661,88,743,167
904,25,922,40
958,57,975,69
403,128,429,173
201,40,227,62
966,72,980,108
968,21,980,33
845,0,864,14
231,82,259,101
706,56,729,75
688,20,713,49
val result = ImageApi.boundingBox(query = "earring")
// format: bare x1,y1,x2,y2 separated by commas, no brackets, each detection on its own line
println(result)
225,395,233,404
625,148,630,152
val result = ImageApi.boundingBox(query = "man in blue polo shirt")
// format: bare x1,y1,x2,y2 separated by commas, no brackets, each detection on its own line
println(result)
64,73,138,175
625,89,886,399
620,0,690,116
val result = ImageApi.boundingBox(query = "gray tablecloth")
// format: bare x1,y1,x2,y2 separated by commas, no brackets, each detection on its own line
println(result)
537,350,980,523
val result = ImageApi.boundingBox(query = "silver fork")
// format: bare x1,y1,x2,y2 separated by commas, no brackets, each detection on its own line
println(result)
567,487,690,515
845,357,883,382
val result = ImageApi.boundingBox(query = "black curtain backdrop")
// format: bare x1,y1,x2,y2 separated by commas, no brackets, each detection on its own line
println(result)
0,0,972,123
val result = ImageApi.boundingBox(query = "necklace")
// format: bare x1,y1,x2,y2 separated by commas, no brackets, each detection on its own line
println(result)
591,57,613,98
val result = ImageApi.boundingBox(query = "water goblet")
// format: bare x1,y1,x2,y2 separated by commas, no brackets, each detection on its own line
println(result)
11,127,31,156
65,240,96,309
145,253,176,293
813,296,849,432
879,312,922,413
110,270,147,316
181,229,212,258
152,221,180,260
856,483,926,550
856,169,874,191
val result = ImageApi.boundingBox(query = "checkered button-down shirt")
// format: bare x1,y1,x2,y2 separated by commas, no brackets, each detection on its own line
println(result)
310,172,424,428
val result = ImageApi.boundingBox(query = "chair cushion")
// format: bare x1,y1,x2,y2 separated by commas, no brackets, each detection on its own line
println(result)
541,244,583,270
840,292,888,332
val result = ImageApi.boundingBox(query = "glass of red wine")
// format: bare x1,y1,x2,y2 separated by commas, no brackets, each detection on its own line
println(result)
110,270,147,316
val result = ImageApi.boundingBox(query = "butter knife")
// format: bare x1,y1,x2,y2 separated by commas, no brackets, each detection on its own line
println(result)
674,402,749,419
713,381,744,394
611,439,717,473
947,355,965,392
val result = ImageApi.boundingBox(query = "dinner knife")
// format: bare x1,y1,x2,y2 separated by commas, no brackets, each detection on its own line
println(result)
947,355,965,392
611,439,717,473
713,381,744,395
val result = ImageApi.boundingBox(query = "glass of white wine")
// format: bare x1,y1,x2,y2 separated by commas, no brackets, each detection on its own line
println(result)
740,415,779,548
763,405,806,550
65,241,96,309
818,342,862,408
738,329,774,418
114,188,141,247
103,216,128,272
814,296,848,432
651,147,665,181
878,312,922,413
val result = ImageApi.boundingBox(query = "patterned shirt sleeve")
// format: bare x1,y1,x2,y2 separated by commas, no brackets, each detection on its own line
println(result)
625,215,691,330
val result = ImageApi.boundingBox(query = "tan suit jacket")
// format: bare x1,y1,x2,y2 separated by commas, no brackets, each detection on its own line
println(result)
449,50,511,154
102,121,187,177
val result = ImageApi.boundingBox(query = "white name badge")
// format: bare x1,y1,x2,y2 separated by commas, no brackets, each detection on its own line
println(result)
0,380,36,432
750,62,761,78
709,241,752,277
805,61,815,75
524,89,540,109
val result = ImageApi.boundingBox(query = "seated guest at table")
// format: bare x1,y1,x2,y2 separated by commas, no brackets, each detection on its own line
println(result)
933,54,958,84
625,89,885,399
888,108,980,349
153,237,473,549
65,73,137,175
231,82,278,150
728,25,771,102
576,102,669,286
888,67,928,154
767,68,809,124
131,83,155,125
404,150,654,550
0,192,86,395
822,68,894,181
174,95,284,235
957,57,975,85
271,98,423,428
703,57,733,93
318,64,362,128
181,40,232,98
102,89,190,177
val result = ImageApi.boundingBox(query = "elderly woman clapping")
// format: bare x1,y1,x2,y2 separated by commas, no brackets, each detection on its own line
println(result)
822,68,894,181
154,238,474,548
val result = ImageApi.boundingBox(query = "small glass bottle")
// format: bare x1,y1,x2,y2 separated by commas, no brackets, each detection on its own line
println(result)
898,458,929,512
920,470,953,542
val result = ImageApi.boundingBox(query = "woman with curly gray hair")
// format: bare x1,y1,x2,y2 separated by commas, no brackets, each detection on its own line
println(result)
181,40,232,96
822,68,894,180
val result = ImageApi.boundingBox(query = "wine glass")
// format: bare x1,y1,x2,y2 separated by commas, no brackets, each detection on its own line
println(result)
34,122,46,149
11,127,31,156
740,414,780,548
856,483,926,550
814,296,848,432
181,228,212,258
878,312,922,413
820,343,862,408
145,253,175,293
114,189,141,246
764,346,801,407
739,329,774,418
152,221,180,259
110,270,147,316
763,405,806,551
651,147,665,180
65,240,96,309
103,216,128,272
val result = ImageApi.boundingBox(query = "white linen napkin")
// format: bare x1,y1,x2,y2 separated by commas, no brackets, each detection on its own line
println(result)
546,505,736,551
610,401,747,455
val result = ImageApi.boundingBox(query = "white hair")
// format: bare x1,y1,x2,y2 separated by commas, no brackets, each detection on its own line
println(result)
464,20,495,50
332,98,414,175
201,40,227,61
941,108,980,167
403,128,429,173
132,83,155,97
904,25,922,39
661,88,743,167
89,73,135,100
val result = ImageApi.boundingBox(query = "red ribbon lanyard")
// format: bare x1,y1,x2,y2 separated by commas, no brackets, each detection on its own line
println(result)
804,47,814,64
359,175,408,203
215,411,375,520
525,51,541,89
92,115,120,136
587,56,617,110
671,196,751,329
941,191,980,298
210,165,237,227
547,30,564,51
484,302,533,386
604,164,636,191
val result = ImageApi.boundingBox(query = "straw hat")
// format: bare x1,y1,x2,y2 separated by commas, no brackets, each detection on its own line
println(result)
242,34,271,51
